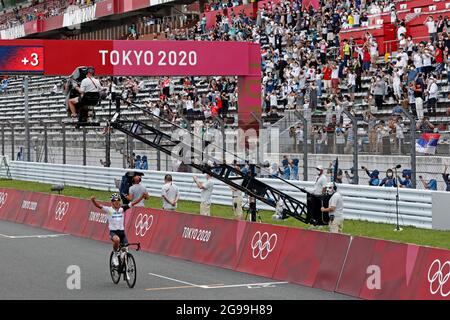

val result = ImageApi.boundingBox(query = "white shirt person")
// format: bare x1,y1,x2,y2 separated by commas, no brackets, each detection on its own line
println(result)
161,174,180,211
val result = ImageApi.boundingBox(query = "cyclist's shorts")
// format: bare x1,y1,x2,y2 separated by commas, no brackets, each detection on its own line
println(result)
109,230,128,246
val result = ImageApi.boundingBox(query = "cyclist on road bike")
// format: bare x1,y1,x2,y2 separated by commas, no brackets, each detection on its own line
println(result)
90,192,146,266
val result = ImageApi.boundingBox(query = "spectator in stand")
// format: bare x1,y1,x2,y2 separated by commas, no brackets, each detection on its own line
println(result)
416,116,435,133
0,77,9,94
426,76,438,116
373,75,386,111
424,16,437,44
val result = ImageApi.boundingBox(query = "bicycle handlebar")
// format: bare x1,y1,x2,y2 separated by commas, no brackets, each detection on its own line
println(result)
123,242,141,251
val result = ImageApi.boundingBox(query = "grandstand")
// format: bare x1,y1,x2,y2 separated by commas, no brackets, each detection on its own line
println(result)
0,0,449,188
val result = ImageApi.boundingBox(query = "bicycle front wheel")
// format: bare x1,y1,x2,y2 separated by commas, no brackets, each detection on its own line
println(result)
124,253,137,288
109,251,121,284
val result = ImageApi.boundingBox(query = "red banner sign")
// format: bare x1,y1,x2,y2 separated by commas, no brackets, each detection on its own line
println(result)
273,229,351,291
0,188,24,222
235,223,288,278
15,191,51,228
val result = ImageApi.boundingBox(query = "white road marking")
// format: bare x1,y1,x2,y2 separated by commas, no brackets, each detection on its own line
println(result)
148,272,203,288
148,272,288,290
0,233,69,239
200,281,288,289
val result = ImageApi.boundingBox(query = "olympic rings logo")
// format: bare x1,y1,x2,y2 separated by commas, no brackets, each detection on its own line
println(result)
428,259,450,297
250,231,278,260
135,213,153,237
0,192,7,209
55,201,69,221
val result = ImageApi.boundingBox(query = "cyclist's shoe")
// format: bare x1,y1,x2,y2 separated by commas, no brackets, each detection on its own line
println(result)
112,252,119,266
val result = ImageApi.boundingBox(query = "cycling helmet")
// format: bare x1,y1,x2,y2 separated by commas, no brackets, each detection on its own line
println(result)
110,193,120,201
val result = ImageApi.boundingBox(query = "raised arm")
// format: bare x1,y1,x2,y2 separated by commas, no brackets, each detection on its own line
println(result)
193,176,204,189
90,196,102,209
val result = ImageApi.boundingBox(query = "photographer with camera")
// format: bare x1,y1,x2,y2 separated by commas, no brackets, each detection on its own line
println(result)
67,67,101,120
320,182,344,233
362,165,380,186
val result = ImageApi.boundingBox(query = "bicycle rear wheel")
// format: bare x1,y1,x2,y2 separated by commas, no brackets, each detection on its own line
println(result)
109,251,121,284
124,253,137,288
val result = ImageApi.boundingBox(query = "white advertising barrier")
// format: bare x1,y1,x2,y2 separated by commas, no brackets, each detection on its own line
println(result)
2,161,433,229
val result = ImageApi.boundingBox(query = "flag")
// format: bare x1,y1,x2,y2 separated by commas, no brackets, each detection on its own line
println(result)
416,133,440,154
333,157,339,183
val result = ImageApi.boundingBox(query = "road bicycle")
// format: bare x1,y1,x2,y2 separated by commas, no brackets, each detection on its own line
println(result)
109,242,140,288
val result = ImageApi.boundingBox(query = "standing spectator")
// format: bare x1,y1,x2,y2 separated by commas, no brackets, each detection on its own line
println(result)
413,77,425,120
395,116,405,154
127,175,150,207
335,123,346,154
322,62,332,95
161,174,179,211
373,75,386,111
424,16,437,43
426,76,438,116
193,173,214,216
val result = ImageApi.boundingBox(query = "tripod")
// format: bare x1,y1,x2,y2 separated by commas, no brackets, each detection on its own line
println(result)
394,166,403,231
244,197,262,222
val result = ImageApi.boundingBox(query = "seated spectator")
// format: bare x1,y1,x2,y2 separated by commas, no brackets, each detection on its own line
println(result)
127,23,138,40
0,77,9,94
50,83,58,96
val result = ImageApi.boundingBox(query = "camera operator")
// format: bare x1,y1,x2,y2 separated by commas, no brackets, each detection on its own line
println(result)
67,67,101,119
320,182,344,233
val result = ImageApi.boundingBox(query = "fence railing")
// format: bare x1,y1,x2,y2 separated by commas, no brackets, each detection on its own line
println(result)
0,161,433,229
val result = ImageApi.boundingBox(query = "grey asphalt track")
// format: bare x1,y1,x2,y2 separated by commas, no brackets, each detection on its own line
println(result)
0,220,353,300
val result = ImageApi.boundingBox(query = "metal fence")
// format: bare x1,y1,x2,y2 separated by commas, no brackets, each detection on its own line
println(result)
0,161,433,229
